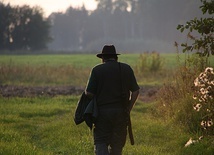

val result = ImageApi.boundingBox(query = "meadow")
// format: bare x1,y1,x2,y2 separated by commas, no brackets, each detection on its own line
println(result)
1,96,213,155
0,53,214,154
0,53,205,86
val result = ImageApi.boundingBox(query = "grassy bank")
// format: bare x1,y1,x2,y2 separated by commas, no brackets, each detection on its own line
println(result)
1,96,213,155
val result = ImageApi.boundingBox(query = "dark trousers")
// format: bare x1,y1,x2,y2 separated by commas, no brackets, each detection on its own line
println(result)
94,108,127,155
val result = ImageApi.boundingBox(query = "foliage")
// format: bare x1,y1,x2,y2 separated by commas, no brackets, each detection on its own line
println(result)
192,67,214,135
134,51,169,86
0,2,51,50
155,52,212,131
136,51,164,74
177,0,214,57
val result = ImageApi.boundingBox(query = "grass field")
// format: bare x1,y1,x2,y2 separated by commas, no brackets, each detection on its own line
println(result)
1,96,213,155
0,53,214,154
0,53,193,68
1,53,214,86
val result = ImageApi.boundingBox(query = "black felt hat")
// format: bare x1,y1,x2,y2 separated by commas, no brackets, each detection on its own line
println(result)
96,45,120,58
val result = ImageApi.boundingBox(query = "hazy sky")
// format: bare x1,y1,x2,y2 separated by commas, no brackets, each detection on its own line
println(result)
4,0,97,16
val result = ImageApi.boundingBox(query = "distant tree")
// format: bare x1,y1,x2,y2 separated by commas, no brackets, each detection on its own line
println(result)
96,0,114,12
0,2,51,51
0,3,12,50
49,6,88,50
177,0,214,57
26,6,52,50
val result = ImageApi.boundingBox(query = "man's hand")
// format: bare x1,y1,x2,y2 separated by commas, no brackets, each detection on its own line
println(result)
129,90,139,112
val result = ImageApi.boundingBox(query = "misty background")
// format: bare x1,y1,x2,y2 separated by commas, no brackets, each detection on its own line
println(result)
0,0,207,53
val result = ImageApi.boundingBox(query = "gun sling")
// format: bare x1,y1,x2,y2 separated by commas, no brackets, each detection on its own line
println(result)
119,62,134,145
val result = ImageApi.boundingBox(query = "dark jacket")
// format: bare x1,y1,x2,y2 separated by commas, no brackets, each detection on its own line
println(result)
74,92,98,129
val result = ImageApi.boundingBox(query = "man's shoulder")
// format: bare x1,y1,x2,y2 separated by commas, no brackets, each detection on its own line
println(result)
92,62,131,71
119,62,132,69
92,63,105,71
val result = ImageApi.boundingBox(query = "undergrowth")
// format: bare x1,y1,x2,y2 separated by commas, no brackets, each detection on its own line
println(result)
155,52,214,140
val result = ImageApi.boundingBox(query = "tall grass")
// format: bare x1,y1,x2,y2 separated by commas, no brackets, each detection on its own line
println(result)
0,62,90,86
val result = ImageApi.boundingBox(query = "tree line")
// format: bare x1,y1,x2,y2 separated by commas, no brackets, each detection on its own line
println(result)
0,0,208,52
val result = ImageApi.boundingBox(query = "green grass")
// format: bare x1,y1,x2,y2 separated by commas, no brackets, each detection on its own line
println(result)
1,53,214,87
0,53,209,68
0,96,213,155
0,54,140,68
0,54,141,86
0,53,213,67
0,53,183,87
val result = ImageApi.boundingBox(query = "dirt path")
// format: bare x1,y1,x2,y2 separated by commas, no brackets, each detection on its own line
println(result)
0,85,83,97
0,85,159,102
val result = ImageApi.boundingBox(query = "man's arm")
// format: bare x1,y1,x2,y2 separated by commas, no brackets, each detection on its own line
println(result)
129,89,139,112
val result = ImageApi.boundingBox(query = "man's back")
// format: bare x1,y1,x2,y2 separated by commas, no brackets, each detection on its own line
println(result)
92,60,122,106
86,60,138,107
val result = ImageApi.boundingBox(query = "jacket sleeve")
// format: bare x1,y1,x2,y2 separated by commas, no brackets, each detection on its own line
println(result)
86,68,97,94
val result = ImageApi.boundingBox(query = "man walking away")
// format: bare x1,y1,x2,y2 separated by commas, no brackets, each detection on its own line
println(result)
85,45,140,155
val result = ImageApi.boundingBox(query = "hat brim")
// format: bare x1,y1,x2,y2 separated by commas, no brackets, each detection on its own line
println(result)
96,53,120,58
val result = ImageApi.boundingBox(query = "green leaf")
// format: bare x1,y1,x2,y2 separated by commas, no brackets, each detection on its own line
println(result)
177,24,182,30
181,43,187,47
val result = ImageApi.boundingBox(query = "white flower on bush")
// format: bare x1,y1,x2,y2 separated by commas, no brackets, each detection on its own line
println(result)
207,119,213,127
193,103,202,111
200,119,213,129
205,67,214,74
200,88,206,94
201,120,206,129
193,94,197,100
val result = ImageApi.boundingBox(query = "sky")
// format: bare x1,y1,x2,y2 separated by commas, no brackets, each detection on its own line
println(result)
3,0,97,16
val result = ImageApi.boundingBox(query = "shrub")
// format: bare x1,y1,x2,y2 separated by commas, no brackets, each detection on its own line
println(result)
192,67,214,135
136,51,164,76
155,53,208,132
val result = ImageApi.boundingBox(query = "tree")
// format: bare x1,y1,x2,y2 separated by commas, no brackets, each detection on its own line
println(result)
0,3,12,50
177,0,214,57
0,2,51,51
48,6,88,50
